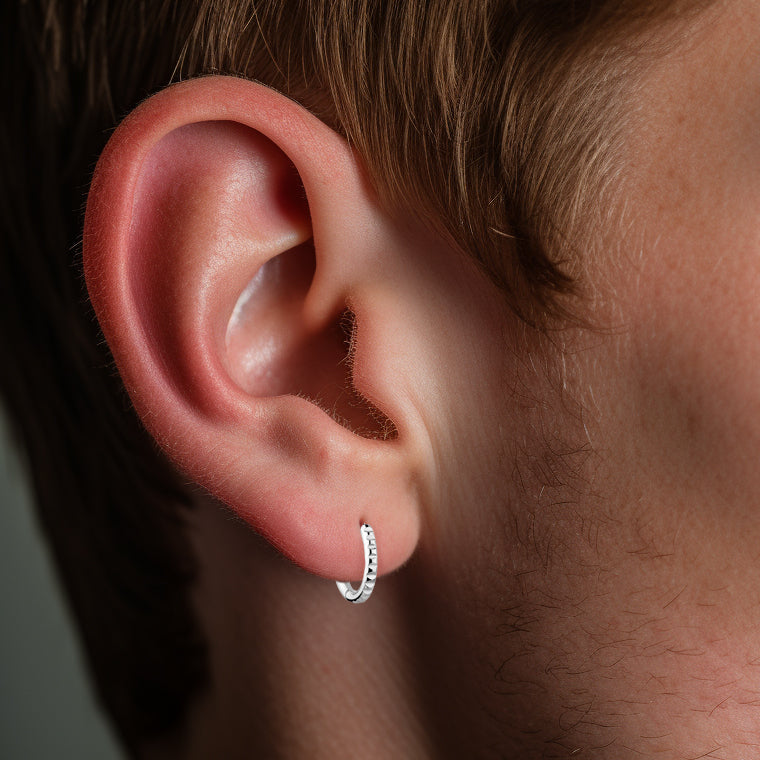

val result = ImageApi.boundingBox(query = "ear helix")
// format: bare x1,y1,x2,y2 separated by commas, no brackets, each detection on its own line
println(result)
336,523,377,603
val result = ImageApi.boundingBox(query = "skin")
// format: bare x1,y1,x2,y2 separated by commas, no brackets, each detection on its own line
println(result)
121,1,760,757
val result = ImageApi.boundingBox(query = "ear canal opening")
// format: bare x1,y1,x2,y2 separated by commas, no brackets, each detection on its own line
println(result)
225,244,397,441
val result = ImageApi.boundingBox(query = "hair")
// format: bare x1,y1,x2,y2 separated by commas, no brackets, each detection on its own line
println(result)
2,0,709,754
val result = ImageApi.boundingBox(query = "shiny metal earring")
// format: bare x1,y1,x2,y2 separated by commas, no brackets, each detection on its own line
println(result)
336,523,377,603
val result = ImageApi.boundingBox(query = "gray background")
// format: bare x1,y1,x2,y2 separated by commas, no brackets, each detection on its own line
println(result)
0,409,122,759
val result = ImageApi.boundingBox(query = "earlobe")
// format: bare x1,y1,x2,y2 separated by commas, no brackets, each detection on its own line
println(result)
83,76,423,581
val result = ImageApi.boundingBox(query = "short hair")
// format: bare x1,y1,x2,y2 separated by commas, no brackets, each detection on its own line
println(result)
2,0,709,753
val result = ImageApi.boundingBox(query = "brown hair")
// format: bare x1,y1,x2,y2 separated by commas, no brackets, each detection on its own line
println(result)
2,0,707,754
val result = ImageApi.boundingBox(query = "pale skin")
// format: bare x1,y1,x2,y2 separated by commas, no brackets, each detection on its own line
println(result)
84,1,760,757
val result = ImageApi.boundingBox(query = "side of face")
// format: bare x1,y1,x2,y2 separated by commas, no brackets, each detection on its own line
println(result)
416,0,760,754
81,1,760,755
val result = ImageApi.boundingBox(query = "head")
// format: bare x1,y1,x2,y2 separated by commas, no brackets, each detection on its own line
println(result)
5,0,760,756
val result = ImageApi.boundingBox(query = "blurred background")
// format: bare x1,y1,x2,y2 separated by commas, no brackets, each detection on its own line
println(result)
0,409,122,759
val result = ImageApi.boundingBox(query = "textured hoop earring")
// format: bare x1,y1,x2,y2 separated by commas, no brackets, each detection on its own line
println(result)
336,523,377,603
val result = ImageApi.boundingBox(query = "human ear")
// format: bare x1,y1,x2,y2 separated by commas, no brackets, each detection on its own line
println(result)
82,76,425,581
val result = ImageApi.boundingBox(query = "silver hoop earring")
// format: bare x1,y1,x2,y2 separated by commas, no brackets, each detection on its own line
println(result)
336,523,377,603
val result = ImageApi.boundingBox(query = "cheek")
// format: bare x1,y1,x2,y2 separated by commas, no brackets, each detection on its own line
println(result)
611,0,760,515
597,185,760,657
625,200,760,512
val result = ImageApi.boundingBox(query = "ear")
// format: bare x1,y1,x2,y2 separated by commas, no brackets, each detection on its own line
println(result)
82,76,427,580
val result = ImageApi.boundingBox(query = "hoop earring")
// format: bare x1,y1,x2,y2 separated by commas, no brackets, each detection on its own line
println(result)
336,523,377,603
